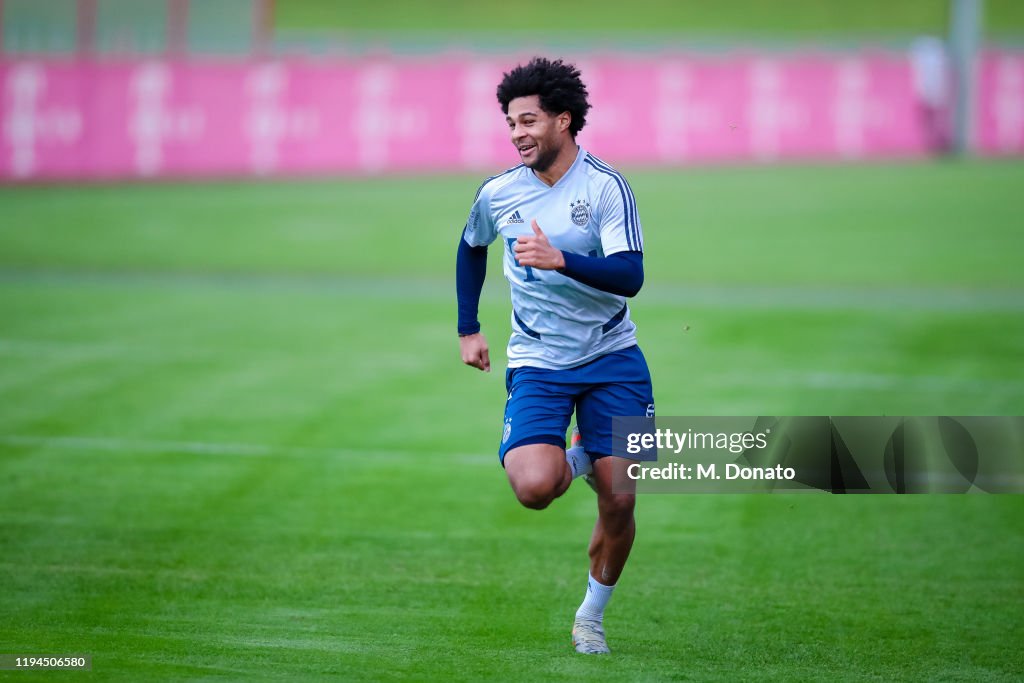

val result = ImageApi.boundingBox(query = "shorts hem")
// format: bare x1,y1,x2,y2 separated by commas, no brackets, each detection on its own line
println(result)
499,434,566,466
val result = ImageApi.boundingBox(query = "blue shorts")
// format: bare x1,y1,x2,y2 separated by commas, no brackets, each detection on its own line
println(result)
499,345,654,464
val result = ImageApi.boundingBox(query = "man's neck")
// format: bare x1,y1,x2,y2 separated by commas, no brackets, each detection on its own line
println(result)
534,142,579,187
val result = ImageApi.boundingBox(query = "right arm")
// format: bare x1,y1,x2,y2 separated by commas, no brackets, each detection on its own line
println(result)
456,232,490,372
456,183,498,372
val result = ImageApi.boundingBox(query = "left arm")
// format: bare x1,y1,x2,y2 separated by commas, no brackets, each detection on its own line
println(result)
560,250,643,297
514,219,644,297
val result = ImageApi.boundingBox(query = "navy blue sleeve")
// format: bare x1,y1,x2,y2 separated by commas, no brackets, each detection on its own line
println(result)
559,250,644,297
456,232,488,335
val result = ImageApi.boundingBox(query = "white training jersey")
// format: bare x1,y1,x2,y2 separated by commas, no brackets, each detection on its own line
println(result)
462,146,644,370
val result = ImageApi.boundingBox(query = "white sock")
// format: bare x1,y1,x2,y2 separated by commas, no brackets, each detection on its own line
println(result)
564,446,592,479
575,573,615,623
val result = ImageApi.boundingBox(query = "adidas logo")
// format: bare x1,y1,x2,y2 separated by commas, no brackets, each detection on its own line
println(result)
506,210,525,224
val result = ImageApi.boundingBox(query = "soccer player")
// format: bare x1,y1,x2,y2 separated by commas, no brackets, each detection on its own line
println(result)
455,57,654,655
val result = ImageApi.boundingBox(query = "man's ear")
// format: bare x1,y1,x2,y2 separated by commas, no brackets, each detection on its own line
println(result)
559,112,571,132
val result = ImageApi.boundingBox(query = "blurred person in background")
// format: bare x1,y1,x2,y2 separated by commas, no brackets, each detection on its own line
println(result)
911,35,952,152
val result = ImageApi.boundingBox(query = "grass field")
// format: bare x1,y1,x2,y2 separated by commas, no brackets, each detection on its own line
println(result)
274,0,1024,36
1,161,1023,680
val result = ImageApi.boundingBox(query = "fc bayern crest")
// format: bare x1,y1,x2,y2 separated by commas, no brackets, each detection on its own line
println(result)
570,199,591,227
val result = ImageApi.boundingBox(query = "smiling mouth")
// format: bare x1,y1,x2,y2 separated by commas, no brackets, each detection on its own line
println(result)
518,145,536,154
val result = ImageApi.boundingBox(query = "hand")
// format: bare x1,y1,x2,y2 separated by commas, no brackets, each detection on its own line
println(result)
514,220,565,271
459,332,491,372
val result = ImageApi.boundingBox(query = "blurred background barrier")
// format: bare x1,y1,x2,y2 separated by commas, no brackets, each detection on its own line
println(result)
0,0,1021,180
977,50,1024,153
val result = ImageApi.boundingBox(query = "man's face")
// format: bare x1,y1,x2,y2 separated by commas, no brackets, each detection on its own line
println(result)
506,95,568,173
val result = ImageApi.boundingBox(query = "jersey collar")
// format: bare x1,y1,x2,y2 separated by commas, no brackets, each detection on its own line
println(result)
528,144,586,190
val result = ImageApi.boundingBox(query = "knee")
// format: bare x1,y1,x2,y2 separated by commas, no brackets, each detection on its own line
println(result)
503,445,570,510
599,493,636,524
512,476,562,510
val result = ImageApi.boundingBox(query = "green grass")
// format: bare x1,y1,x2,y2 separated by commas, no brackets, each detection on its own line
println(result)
274,0,1024,36
1,161,1023,680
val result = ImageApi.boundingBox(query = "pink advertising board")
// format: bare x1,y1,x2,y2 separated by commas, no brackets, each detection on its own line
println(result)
974,50,1024,156
0,51,1017,181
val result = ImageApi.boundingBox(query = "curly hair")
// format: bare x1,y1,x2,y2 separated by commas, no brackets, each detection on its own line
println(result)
496,57,591,137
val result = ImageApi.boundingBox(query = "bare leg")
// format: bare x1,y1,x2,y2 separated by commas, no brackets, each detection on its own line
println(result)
503,444,572,510
587,456,636,585
571,456,635,654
